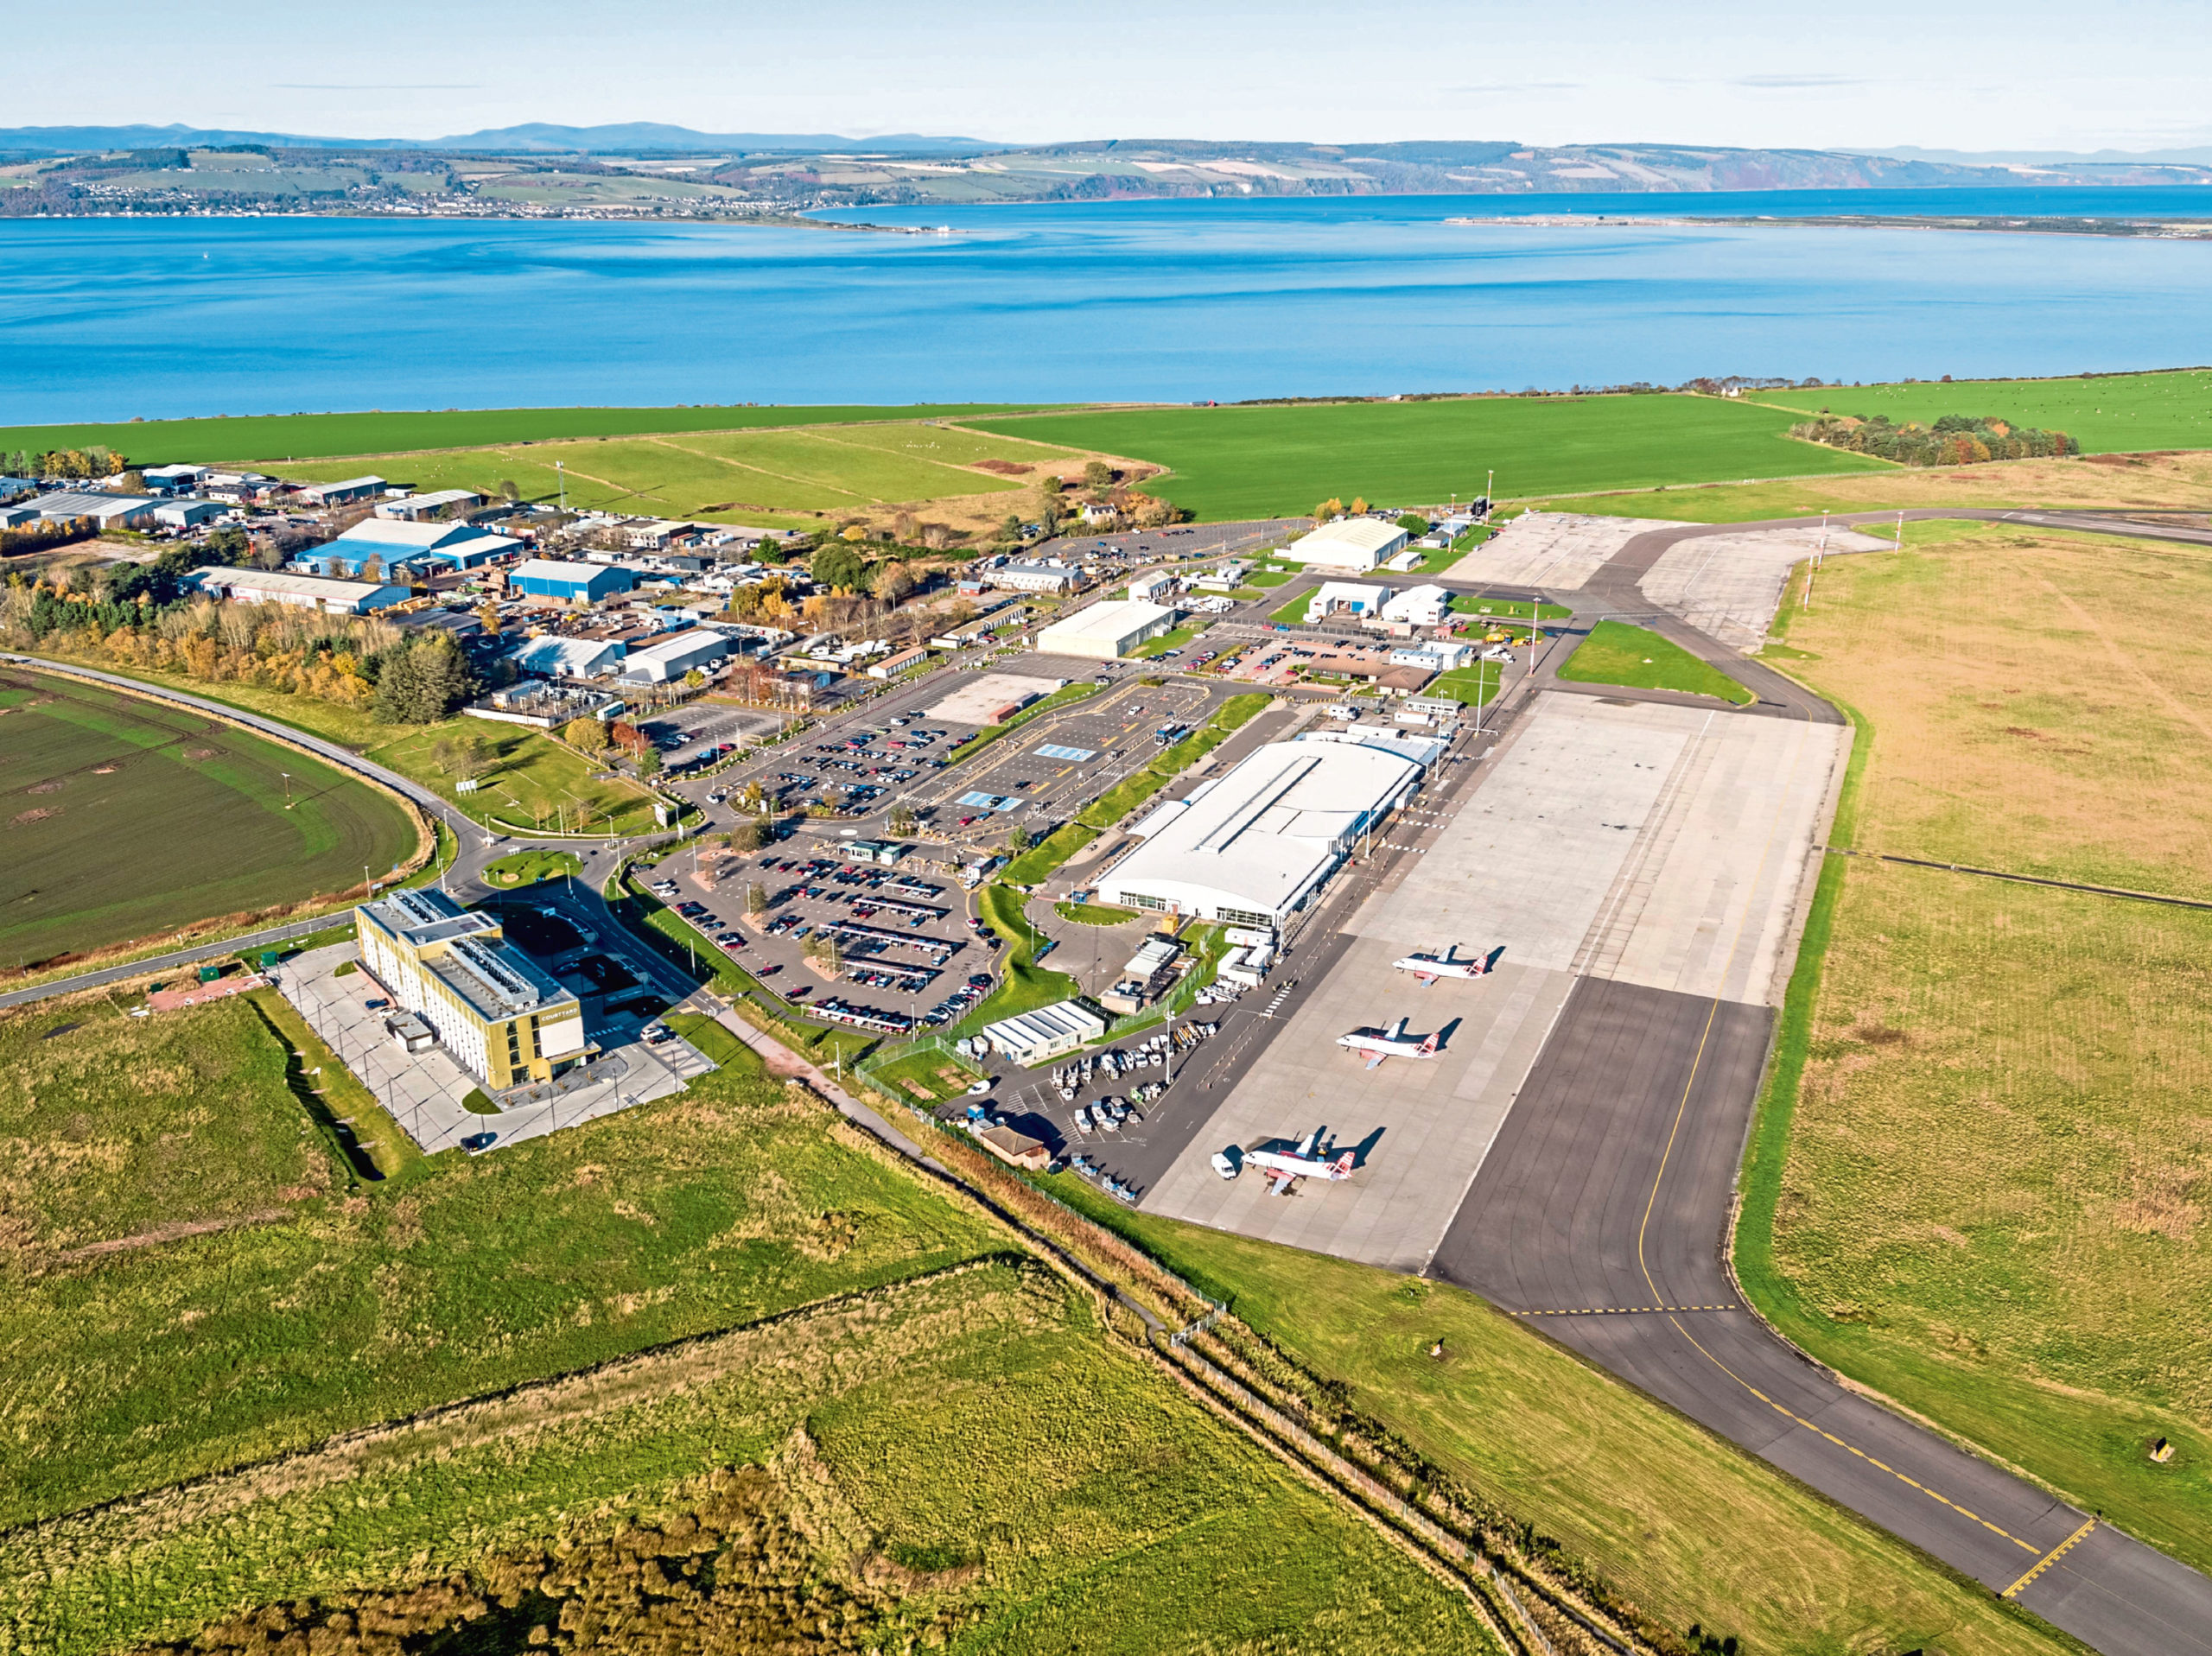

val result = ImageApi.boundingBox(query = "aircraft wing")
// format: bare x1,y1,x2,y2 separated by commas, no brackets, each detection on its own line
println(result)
1268,1174,1295,1196
1414,973,1437,986
1363,1052,1387,1070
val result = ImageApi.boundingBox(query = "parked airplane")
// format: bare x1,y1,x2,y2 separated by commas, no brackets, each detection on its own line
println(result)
1239,1129,1357,1195
1337,1018,1442,1069
1392,946,1493,986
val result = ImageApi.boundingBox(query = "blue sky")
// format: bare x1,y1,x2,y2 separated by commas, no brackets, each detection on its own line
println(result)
16,0,2209,153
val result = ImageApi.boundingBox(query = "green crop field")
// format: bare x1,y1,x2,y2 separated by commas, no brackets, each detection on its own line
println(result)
1757,366,2212,454
0,668,418,965
22,657,661,838
970,395,1891,521
1556,621,1754,705
1044,1183,2074,1656
1738,521,2212,1573
266,420,1086,525
0,403,1063,468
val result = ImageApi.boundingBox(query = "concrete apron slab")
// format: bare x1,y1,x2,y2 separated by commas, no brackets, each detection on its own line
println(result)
1138,693,1845,1265
1144,946,1575,1271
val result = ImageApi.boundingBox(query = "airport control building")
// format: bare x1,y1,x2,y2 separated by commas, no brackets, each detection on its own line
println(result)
1099,739,1427,930
356,888,588,1092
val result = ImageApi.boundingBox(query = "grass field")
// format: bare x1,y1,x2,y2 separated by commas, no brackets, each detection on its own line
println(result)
268,420,1096,529
1737,522,2212,1571
27,659,662,837
1422,665,1510,707
970,395,1891,521
1556,621,1755,705
1450,595,1573,622
1567,447,2212,525
1040,1184,2075,1656
0,1259,1494,1656
0,994,1001,1530
0,403,1063,467
481,848,582,886
0,668,419,965
1267,590,1315,625
1056,901,1138,925
1756,366,2212,454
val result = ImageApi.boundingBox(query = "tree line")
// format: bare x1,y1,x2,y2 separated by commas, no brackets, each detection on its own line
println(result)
1789,413,2081,466
3,446,130,480
1,553,477,726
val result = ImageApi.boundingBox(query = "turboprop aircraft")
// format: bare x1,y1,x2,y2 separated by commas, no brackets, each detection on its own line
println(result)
1392,946,1493,986
1336,1017,1442,1069
1242,1129,1357,1195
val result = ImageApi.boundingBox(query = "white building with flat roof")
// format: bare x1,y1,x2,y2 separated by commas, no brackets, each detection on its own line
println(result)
1100,739,1427,929
1294,518,1409,572
186,565,408,615
620,626,731,683
1381,583,1452,627
1303,581,1392,624
978,999,1108,1064
512,636,626,678
1034,598,1179,660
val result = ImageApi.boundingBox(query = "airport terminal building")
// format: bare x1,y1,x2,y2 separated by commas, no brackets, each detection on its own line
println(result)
1099,739,1427,930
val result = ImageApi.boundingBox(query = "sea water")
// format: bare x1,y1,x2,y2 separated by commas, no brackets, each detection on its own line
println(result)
2,187,2209,422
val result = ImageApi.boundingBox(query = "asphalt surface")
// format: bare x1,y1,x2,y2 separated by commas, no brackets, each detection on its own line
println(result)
1429,977,2212,1654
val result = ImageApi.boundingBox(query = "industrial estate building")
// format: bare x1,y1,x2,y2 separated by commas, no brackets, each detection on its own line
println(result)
307,518,509,576
186,566,409,614
356,888,588,1092
1294,519,1410,572
1034,598,1180,660
619,626,731,683
1100,739,1429,930
510,558,639,605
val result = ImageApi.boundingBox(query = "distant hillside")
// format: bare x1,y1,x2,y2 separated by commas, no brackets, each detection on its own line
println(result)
0,122,997,158
7,129,2211,218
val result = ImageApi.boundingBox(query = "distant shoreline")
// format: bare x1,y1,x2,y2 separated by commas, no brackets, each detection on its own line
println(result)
1445,212,2212,240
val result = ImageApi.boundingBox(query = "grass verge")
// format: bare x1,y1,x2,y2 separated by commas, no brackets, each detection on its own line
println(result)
1556,621,1754,705
1000,822,1098,885
1030,1180,2076,1656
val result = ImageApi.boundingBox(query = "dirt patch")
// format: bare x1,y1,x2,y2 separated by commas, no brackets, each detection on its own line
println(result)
49,1208,288,1266
970,458,1032,477
8,806,60,827
181,746,219,760
27,780,64,794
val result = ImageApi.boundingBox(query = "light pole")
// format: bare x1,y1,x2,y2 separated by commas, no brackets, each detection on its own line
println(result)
281,771,292,809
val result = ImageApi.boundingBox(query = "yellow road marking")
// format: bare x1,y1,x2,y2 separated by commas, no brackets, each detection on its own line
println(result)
1627,726,2043,1559
1511,1305,1737,1316
2003,1517,2098,1599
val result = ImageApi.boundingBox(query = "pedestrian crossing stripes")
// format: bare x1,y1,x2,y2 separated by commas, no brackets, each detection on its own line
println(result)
1035,744,1096,762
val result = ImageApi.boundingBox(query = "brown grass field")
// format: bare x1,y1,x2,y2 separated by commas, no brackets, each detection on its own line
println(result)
1754,520,2212,1572
1567,447,2212,524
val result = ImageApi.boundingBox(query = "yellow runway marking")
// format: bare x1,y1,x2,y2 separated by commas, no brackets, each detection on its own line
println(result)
2004,1517,2098,1599
1512,1304,1737,1316
1627,726,2044,1560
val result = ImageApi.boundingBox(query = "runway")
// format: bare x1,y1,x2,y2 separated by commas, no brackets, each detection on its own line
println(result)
1432,976,2212,1655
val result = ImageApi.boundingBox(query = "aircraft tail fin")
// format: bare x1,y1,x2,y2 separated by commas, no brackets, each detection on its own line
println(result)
1419,1031,1440,1055
1331,1151,1356,1177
